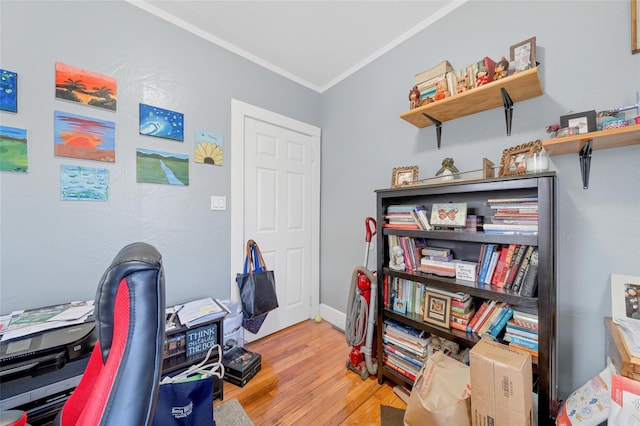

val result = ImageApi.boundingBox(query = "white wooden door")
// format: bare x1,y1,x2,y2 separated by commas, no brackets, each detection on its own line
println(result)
230,100,320,341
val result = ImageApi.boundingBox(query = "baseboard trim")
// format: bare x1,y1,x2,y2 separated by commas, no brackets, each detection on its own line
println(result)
319,303,345,332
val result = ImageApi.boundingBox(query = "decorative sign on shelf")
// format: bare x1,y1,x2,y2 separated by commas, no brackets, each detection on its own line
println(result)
186,322,218,356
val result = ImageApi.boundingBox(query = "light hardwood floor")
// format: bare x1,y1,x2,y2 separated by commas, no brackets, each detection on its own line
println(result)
215,319,407,425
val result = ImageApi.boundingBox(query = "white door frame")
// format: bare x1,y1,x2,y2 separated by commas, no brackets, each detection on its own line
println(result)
230,99,321,328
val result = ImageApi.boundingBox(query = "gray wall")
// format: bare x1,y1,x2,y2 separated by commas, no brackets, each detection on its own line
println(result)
1,0,639,400
0,1,319,309
320,0,640,400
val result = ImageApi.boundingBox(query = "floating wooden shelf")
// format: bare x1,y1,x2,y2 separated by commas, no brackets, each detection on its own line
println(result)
542,124,640,189
542,124,640,156
400,67,543,128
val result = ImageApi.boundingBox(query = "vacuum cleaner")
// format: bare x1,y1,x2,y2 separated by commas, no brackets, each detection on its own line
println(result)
345,217,378,380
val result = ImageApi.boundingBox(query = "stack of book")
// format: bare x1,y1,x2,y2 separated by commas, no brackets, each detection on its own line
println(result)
475,243,538,295
382,318,430,381
414,60,455,103
467,299,513,338
418,246,456,277
449,293,475,332
483,197,539,235
503,310,539,359
384,204,431,230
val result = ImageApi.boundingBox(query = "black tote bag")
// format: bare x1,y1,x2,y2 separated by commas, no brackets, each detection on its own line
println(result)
236,240,279,327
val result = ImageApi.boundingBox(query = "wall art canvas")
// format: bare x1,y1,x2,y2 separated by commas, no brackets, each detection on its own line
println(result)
194,129,223,166
136,148,189,186
139,103,184,141
54,111,116,162
0,125,28,172
60,164,109,201
55,62,117,111
0,69,18,112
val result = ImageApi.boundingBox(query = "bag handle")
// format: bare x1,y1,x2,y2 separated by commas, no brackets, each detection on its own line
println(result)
246,239,267,275
159,344,224,384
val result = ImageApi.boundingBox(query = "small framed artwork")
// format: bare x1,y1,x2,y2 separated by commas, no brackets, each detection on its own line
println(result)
510,36,536,73
139,103,184,141
0,69,18,113
393,298,407,314
423,290,451,329
499,140,543,177
611,273,640,322
391,165,418,188
560,110,597,134
430,202,467,227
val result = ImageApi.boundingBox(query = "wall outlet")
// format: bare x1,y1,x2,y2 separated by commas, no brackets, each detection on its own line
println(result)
211,196,226,210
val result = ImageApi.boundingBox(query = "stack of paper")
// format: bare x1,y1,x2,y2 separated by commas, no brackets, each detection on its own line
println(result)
176,298,229,328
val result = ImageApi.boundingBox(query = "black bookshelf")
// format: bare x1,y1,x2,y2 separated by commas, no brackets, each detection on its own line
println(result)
375,172,556,424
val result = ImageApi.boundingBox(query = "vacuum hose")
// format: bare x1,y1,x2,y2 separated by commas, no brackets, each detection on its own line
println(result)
345,267,378,375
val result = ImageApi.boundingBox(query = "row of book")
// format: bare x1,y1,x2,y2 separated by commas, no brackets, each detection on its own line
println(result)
384,204,483,233
476,243,539,297
504,311,539,359
382,318,471,382
482,197,539,235
413,56,513,105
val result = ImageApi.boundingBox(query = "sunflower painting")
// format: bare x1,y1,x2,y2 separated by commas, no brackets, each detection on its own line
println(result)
194,129,223,166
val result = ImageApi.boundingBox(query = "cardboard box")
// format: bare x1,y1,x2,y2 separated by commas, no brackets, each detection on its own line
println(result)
605,316,640,381
470,338,532,426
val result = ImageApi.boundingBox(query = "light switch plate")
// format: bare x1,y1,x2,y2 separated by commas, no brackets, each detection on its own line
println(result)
211,196,226,210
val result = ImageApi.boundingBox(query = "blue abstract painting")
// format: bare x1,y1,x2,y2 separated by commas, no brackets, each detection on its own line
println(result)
60,164,110,201
139,103,184,141
0,69,18,113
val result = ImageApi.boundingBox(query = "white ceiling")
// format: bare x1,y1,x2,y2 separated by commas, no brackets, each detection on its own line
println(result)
128,1,465,93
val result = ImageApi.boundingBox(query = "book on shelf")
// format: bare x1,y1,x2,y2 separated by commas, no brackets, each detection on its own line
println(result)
470,300,497,333
476,244,487,281
421,247,451,257
486,197,538,204
414,205,432,230
505,322,538,340
483,250,501,285
511,310,539,331
415,60,455,86
508,343,539,359
477,243,498,284
503,333,539,351
383,356,417,381
504,244,528,290
494,244,518,287
489,246,509,286
383,318,427,338
487,306,513,337
511,245,536,293
449,320,469,332
518,249,539,297
466,300,489,332
478,301,507,335
383,345,424,370
483,223,539,232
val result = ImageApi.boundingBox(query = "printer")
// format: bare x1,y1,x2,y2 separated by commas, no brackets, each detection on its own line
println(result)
0,321,96,425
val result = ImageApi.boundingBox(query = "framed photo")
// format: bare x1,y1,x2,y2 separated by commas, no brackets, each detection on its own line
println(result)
499,140,543,177
430,202,467,227
611,273,640,322
510,37,536,73
391,165,418,188
633,0,639,54
560,110,597,135
423,290,451,329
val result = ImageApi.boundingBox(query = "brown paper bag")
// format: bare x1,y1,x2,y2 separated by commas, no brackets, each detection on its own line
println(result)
403,351,472,426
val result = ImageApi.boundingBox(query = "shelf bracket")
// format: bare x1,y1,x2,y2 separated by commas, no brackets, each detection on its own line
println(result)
579,139,593,190
422,113,442,149
501,88,514,136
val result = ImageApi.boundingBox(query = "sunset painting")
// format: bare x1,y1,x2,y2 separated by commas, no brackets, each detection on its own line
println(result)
60,164,109,201
136,148,189,186
0,69,18,112
55,62,117,111
54,111,116,162
139,103,184,141
0,125,28,172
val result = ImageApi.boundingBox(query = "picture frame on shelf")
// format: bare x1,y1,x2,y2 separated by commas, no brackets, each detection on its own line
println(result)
430,202,468,227
610,273,640,322
423,290,451,329
391,165,419,188
499,140,543,177
560,110,597,134
510,36,536,73
633,0,639,54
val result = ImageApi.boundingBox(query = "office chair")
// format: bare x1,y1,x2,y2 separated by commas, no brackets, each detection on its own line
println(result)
54,242,166,426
